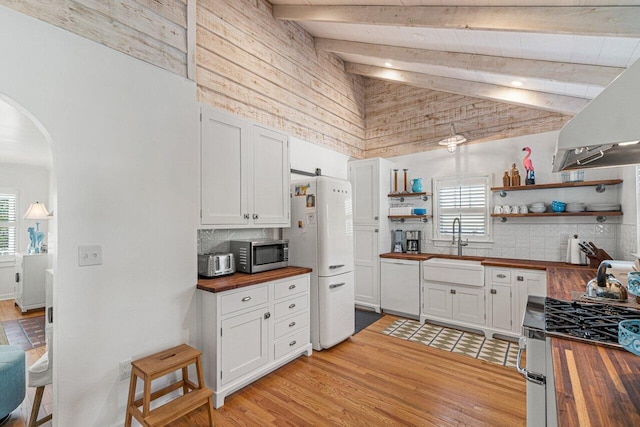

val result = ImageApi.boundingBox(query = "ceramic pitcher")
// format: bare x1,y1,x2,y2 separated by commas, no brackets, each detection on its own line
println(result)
411,178,423,193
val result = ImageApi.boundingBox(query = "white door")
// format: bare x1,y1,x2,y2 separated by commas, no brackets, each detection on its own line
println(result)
423,282,452,319
354,225,379,311
252,125,290,226
349,159,379,225
380,259,420,318
489,284,512,331
453,287,486,325
316,177,354,276
318,272,355,349
201,108,250,226
220,307,268,384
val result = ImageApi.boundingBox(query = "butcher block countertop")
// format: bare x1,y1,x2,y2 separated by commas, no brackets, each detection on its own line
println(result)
380,252,591,270
197,266,312,293
546,267,640,427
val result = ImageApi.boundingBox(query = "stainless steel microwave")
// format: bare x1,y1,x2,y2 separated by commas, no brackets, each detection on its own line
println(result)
229,239,288,273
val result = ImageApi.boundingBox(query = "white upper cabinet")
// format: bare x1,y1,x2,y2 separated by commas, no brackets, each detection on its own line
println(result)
200,107,290,228
349,159,380,225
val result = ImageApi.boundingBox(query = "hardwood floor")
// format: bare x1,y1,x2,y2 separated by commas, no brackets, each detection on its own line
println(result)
0,299,50,427
1,306,525,426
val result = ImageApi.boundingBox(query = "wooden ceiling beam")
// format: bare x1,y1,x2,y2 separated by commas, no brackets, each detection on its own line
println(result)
315,38,622,87
345,63,589,115
274,5,640,37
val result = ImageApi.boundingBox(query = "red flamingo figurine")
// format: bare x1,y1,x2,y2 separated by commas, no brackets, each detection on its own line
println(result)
522,147,535,184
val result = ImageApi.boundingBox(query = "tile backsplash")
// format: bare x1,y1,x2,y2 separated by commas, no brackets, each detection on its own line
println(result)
417,222,625,262
198,228,279,254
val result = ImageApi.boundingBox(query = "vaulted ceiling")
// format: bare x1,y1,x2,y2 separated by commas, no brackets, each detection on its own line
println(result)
271,1,640,116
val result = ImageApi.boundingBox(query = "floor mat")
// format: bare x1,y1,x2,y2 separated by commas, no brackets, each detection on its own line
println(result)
382,318,519,369
1,315,46,350
355,309,384,334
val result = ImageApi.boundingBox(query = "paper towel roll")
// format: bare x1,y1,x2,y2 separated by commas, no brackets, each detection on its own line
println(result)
567,238,583,265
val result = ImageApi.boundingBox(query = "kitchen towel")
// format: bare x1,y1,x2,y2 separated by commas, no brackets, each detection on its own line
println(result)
567,237,583,265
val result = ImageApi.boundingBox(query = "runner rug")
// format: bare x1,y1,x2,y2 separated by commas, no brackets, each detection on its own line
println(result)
1,315,46,351
382,318,519,369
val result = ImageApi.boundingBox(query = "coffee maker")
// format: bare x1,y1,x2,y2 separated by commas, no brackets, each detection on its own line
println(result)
392,230,404,253
405,230,421,254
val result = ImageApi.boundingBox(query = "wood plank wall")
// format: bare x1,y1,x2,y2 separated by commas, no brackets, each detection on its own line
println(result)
363,79,572,159
0,0,189,77
195,0,365,159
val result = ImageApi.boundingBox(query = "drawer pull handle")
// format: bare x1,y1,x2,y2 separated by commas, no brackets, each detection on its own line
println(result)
242,296,252,302
329,282,346,289
289,321,296,327
289,340,297,346
289,284,296,290
450,289,456,294
289,303,296,309
490,289,497,294
517,276,524,281
497,274,507,278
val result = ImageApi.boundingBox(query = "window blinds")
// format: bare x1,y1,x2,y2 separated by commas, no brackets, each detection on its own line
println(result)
436,177,488,237
0,193,17,256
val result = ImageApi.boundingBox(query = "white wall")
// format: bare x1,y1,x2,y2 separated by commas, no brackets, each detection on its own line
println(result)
0,6,198,427
290,136,352,180
390,132,630,261
0,163,50,299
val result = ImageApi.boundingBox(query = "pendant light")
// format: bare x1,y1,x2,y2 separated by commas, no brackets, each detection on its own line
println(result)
438,123,467,153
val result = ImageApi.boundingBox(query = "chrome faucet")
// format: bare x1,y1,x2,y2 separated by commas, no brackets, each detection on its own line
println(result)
452,217,468,256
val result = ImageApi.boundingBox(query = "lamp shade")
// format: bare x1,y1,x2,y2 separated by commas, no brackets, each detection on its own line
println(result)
24,202,49,220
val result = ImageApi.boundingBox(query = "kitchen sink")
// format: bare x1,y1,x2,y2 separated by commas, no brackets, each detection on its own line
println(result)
423,257,485,287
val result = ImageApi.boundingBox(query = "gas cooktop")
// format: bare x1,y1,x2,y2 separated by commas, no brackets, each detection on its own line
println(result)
544,298,640,347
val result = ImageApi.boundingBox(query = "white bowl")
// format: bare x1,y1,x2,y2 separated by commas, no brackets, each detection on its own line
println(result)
529,207,547,213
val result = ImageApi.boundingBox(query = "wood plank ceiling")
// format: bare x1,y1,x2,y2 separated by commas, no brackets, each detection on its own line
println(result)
271,1,640,155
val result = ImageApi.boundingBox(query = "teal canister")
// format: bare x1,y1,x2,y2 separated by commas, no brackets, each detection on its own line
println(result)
411,178,423,193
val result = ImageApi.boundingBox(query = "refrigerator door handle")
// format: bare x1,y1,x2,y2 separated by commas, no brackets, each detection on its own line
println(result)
329,282,346,289
329,264,345,269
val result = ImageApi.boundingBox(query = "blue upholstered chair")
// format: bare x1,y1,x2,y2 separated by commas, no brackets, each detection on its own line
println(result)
0,345,26,425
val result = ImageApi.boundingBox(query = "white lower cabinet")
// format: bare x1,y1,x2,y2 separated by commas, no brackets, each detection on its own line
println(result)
422,282,485,326
200,273,312,408
486,267,547,337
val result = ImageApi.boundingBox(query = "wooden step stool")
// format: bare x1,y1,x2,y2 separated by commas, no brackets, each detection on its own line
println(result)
125,344,214,427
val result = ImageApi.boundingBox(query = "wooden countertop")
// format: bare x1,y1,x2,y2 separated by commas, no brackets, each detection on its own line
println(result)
380,252,591,271
546,266,640,426
197,266,312,293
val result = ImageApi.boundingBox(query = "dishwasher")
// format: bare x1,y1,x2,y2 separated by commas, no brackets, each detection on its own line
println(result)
380,258,420,319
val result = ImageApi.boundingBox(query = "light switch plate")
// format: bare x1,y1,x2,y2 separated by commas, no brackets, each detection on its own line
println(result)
78,245,103,266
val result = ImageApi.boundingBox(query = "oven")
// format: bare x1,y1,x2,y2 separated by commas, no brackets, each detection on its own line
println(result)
518,295,640,426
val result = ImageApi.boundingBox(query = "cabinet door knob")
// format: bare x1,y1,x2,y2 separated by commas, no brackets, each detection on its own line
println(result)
253,213,259,219
374,216,379,220
450,289,456,294
490,289,497,294
264,312,271,319
497,274,507,279
517,276,524,281
289,303,296,309
242,296,252,302
244,213,250,219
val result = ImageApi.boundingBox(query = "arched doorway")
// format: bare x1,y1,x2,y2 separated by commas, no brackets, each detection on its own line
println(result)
0,93,55,426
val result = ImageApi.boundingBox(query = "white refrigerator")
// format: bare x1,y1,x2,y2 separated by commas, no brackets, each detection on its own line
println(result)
284,176,355,351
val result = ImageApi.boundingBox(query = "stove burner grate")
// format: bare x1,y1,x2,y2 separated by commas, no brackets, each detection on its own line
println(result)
544,298,640,346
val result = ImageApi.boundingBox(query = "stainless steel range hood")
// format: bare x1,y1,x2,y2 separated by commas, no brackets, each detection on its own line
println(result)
553,59,640,172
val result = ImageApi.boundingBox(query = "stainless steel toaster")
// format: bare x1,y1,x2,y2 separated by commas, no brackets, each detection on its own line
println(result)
198,252,235,277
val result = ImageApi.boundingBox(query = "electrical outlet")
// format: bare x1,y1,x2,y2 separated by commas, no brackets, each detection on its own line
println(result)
119,359,132,381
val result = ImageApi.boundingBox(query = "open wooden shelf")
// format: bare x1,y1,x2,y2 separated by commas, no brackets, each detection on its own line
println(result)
491,179,622,192
491,211,622,218
388,192,432,198
388,215,432,223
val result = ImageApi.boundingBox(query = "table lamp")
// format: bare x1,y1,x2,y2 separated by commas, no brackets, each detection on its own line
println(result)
24,201,49,253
